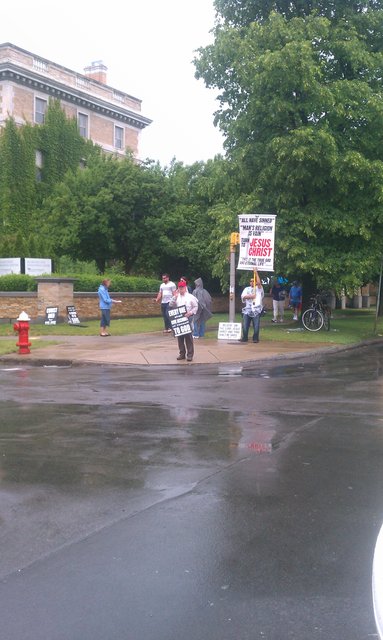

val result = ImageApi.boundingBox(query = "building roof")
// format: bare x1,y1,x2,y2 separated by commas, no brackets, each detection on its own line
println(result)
0,42,152,131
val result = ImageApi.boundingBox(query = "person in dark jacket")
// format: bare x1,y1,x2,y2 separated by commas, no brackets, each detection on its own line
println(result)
192,278,212,338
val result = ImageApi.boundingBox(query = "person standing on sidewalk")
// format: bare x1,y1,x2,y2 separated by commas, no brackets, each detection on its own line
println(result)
240,274,264,343
192,277,212,338
97,279,121,337
155,273,176,333
271,277,287,323
169,281,198,361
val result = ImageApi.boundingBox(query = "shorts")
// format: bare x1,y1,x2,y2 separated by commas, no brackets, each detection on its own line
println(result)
100,309,111,327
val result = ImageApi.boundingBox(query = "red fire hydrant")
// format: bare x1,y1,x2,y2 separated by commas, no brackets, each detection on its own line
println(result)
14,311,32,355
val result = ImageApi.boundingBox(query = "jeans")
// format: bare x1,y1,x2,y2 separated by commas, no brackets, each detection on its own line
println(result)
161,302,171,330
193,319,205,337
242,313,260,342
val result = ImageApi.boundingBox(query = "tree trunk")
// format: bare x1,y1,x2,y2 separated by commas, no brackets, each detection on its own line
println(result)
301,272,317,310
95,257,106,274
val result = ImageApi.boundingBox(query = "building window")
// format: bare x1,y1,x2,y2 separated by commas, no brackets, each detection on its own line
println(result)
33,58,48,72
35,97,47,124
115,125,124,150
113,91,125,102
78,113,89,138
76,76,90,89
35,149,43,182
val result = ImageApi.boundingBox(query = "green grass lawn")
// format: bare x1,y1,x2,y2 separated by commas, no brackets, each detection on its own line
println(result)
0,308,382,357
204,308,383,345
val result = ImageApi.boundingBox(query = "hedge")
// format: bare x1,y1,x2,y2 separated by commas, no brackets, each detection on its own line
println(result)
0,274,159,292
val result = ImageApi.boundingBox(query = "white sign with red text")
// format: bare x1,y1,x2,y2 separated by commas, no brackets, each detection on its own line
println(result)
237,214,276,272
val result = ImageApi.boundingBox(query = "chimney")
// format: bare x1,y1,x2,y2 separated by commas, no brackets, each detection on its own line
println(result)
84,60,107,84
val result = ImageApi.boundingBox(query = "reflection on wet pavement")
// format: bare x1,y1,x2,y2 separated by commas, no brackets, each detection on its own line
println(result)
1,342,383,581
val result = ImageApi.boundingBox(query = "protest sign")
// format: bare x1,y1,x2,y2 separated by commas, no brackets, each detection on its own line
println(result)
168,305,192,337
67,305,81,325
44,307,58,325
237,214,276,272
218,322,242,340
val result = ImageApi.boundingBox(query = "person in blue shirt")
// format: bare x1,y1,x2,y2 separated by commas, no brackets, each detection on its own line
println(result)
289,281,302,321
97,279,121,336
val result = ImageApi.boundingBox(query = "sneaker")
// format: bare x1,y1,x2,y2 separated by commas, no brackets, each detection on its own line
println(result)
177,355,185,360
193,335,199,339
279,319,284,323
239,338,248,342
293,315,298,321
186,357,193,361
271,319,277,323
166,328,172,333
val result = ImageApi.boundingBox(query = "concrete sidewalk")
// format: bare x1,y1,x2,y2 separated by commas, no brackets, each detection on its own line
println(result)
0,331,336,366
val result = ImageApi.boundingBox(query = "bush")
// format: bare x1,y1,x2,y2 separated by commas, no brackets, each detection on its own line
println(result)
0,273,159,292
72,274,159,292
0,275,37,291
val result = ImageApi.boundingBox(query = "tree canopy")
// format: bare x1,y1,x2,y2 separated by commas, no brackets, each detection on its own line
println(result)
214,0,383,25
43,155,168,274
195,4,383,290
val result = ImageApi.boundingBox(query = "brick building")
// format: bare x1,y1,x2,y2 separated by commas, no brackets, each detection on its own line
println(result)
0,42,152,157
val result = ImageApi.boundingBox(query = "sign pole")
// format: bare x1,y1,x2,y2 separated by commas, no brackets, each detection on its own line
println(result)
374,257,383,333
229,233,239,323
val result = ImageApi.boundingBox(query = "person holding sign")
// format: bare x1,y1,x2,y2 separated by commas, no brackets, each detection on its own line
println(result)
169,281,198,361
97,279,121,336
240,274,264,343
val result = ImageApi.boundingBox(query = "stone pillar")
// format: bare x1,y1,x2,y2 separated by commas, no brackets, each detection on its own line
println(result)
362,284,370,308
35,277,76,322
353,287,362,309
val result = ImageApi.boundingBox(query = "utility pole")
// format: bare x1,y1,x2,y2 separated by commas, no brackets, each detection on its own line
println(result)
229,232,239,322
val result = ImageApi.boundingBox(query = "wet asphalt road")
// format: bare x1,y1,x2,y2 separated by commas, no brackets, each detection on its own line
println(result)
0,345,383,639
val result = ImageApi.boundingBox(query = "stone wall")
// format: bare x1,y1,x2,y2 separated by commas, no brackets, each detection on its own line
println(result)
0,293,38,321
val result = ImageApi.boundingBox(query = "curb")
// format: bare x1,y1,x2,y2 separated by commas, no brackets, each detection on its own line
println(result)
1,338,382,369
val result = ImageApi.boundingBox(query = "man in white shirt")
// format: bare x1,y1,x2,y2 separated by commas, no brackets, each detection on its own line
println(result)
240,274,264,343
169,281,199,361
155,273,176,333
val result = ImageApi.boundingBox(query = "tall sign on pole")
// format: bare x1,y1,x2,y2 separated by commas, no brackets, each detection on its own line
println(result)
224,214,276,335
229,232,239,322
237,214,276,272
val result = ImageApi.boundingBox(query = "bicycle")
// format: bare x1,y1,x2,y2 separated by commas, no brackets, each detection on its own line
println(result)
301,293,331,332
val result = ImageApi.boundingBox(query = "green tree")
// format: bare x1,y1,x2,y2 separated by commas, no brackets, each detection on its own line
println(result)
195,7,383,290
43,154,168,274
0,118,37,236
146,157,239,285
214,0,383,26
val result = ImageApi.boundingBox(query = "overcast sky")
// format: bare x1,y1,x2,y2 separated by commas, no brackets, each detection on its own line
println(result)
2,0,225,166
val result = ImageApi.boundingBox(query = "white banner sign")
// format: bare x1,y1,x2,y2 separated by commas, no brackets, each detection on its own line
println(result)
24,258,52,276
0,258,21,275
237,214,276,272
218,322,242,340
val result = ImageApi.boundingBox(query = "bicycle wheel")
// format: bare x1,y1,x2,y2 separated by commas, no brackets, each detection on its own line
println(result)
302,308,324,331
